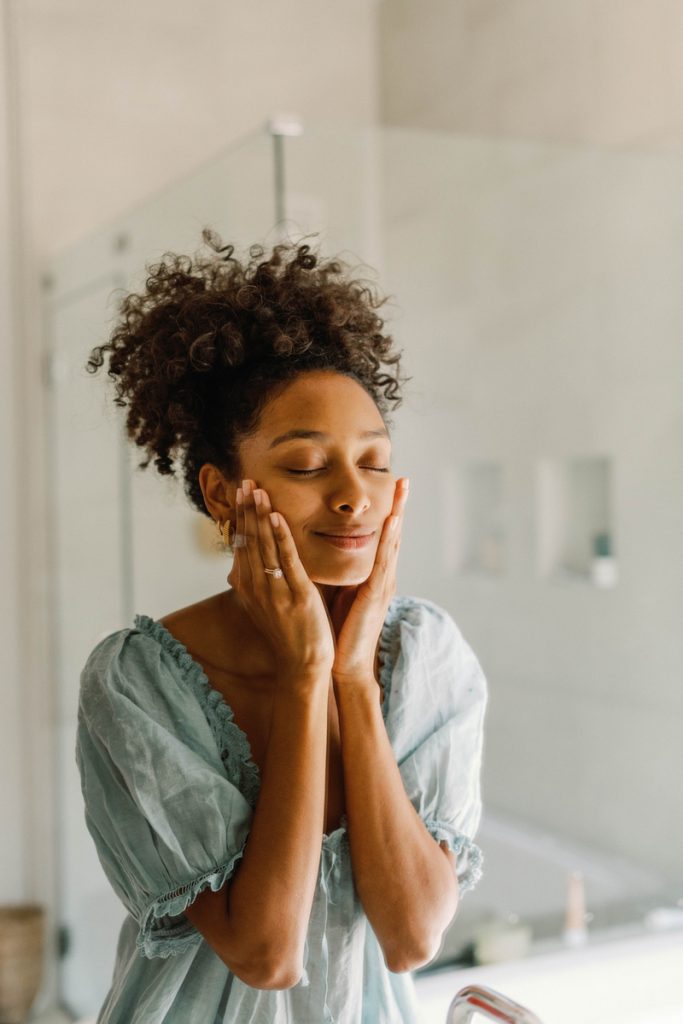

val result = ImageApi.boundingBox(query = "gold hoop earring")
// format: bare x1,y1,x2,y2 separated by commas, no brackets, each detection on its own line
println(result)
216,519,235,550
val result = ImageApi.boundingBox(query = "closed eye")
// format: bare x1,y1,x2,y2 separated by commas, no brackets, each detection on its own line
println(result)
287,467,390,476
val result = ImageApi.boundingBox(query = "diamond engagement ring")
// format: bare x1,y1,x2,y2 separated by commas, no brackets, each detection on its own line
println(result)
264,567,284,579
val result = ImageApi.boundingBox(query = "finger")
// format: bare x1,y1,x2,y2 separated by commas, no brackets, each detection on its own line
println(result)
374,481,409,582
235,486,252,590
392,477,410,521
266,507,313,598
253,488,291,593
378,477,405,552
388,479,409,551
242,482,268,591
362,514,397,593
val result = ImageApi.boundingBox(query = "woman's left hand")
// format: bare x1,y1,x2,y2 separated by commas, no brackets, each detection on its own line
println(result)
330,477,410,690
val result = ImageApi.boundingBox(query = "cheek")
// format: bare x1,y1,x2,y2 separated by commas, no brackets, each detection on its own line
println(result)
265,483,314,530
264,476,396,530
378,477,395,512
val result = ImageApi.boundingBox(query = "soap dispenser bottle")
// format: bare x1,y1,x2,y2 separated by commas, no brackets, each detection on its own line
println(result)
563,869,589,946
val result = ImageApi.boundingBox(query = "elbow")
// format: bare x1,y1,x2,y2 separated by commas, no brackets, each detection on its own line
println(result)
385,931,445,974
257,959,306,991
230,947,305,990
383,898,459,973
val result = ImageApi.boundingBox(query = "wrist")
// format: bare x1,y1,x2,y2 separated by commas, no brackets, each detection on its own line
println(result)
332,674,379,704
279,666,332,700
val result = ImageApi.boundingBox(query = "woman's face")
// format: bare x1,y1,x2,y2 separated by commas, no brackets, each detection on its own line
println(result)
214,370,397,588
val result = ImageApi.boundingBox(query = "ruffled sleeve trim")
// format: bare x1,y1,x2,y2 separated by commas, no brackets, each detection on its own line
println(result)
136,838,249,959
378,594,415,721
133,614,261,809
423,818,484,897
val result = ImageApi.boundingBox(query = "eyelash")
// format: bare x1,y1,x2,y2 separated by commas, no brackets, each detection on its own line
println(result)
287,467,390,477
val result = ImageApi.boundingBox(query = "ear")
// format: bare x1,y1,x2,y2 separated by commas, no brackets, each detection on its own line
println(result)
198,463,234,524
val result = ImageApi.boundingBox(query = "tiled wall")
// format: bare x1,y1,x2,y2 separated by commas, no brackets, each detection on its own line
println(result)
383,129,683,879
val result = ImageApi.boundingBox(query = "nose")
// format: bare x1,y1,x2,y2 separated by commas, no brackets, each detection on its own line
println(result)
328,471,372,515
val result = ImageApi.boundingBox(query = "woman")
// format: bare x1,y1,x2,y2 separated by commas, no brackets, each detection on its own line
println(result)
75,230,488,1023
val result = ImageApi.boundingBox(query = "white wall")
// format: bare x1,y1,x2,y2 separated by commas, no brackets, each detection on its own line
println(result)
20,0,380,258
2,5,61,1013
378,0,683,147
0,0,26,903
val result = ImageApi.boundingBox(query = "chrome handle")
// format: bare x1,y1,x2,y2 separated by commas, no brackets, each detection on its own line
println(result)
446,984,545,1024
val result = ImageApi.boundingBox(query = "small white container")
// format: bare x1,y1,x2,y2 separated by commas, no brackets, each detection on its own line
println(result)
590,555,618,588
473,919,533,964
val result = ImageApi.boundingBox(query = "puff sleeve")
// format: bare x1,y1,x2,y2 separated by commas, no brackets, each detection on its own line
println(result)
389,598,488,898
74,627,254,959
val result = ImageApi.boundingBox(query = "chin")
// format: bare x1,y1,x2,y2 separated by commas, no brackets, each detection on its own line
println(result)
319,575,369,588
308,564,372,587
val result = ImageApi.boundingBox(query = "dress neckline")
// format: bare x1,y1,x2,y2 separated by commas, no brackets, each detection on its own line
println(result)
133,596,403,842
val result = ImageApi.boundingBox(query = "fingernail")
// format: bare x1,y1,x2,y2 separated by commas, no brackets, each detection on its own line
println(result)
253,489,261,506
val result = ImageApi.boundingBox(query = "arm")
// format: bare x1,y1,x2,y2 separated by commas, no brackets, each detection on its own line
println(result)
325,479,457,966
187,477,342,987
185,672,330,989
336,683,459,973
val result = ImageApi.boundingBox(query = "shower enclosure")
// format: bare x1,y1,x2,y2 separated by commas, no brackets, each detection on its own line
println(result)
43,119,683,1018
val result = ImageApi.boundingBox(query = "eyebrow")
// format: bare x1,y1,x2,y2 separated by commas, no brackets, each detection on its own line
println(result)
268,428,390,450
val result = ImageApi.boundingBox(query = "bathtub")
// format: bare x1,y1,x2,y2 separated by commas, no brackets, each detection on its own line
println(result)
431,806,666,965
413,925,683,1024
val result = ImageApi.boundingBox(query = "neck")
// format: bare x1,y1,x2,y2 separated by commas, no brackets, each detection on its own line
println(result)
316,581,361,641
316,583,342,611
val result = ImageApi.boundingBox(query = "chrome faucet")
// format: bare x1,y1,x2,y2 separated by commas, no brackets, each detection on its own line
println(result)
446,984,544,1023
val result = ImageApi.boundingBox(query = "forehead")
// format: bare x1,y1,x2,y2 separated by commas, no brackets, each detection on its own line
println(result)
260,372,386,436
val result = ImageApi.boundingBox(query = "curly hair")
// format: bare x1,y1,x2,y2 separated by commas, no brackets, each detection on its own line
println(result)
85,228,411,517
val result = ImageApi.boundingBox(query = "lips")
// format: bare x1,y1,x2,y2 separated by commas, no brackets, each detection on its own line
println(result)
313,532,376,548
314,530,375,538
315,532,374,540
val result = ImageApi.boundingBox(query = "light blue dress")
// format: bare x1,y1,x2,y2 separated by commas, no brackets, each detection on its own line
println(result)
75,593,487,1023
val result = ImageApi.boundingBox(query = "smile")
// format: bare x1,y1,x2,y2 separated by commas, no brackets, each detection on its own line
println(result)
314,533,375,550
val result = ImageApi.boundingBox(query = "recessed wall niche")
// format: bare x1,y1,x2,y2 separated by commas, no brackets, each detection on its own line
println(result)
536,455,618,587
442,460,506,575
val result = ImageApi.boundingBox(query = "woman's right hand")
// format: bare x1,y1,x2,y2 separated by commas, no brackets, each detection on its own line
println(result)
226,479,336,684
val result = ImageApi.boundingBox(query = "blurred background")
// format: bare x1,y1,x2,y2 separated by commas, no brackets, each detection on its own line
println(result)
1,1,682,1020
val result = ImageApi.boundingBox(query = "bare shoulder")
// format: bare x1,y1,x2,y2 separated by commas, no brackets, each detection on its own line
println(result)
158,592,229,663
159,592,218,627
158,590,276,680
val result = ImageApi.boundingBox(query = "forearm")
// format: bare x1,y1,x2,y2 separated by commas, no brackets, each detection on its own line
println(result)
337,684,459,971
227,674,329,974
